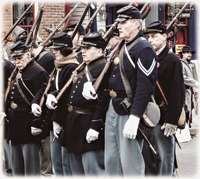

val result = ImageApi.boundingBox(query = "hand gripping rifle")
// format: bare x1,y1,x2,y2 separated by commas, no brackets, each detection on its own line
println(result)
2,1,35,43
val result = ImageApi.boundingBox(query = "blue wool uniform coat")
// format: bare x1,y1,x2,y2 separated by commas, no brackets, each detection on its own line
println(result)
6,59,49,145
109,31,157,118
155,43,185,125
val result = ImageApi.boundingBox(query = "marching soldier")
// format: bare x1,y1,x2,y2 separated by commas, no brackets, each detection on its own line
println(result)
32,33,79,176
104,6,157,176
144,20,185,175
47,32,109,176
5,41,49,176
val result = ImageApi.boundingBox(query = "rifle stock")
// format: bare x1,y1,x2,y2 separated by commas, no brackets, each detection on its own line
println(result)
52,62,85,107
71,3,91,40
39,68,56,107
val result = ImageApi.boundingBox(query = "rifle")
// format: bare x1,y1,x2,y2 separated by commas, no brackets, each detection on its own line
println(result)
52,62,85,106
41,1,80,47
25,2,45,46
71,3,91,40
2,1,35,42
166,0,191,32
84,2,105,34
31,2,45,48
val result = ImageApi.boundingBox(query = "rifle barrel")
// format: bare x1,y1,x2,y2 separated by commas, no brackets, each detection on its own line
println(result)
2,1,35,42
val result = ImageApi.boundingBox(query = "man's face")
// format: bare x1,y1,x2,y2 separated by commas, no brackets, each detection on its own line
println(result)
107,36,120,50
82,46,101,65
117,19,138,41
147,32,167,52
182,52,192,61
14,52,31,70
67,31,83,49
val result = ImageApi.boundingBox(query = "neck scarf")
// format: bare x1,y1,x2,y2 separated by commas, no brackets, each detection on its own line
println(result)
54,51,79,71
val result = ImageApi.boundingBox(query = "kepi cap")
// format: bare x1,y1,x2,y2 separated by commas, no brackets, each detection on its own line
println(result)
81,32,106,50
49,33,73,49
10,41,29,57
115,6,142,22
64,23,85,35
143,20,167,34
106,24,119,37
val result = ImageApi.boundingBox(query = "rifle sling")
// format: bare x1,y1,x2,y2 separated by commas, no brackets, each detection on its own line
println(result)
76,59,106,79
118,37,146,101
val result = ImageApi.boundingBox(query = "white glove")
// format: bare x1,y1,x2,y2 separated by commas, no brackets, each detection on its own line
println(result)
31,103,42,117
31,127,42,136
46,94,57,110
161,123,177,137
195,81,199,87
86,128,99,143
53,121,62,138
123,115,140,139
82,81,97,100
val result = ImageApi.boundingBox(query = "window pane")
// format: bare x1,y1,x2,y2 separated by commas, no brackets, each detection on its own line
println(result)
13,2,33,25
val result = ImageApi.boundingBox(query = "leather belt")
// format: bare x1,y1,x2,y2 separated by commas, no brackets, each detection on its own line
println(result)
9,101,30,111
109,90,127,98
67,105,94,115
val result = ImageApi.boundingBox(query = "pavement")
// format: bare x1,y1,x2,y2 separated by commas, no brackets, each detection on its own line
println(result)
176,110,199,178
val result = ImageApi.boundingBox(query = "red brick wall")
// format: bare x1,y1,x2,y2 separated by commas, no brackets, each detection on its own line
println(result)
2,2,67,44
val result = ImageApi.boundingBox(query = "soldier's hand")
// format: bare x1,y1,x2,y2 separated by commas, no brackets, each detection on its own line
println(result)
31,127,42,135
53,121,62,138
46,94,57,110
123,115,140,139
161,123,177,137
82,81,97,100
86,128,99,143
31,103,42,117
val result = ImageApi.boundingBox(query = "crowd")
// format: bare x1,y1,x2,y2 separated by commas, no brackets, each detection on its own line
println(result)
1,5,198,177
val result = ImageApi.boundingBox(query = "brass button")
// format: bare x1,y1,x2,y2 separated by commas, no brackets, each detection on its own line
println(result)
109,90,117,98
11,102,17,109
113,75,115,77
73,76,78,83
68,106,73,112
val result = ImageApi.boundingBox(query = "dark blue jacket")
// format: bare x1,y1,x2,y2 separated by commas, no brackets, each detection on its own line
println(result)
109,31,157,118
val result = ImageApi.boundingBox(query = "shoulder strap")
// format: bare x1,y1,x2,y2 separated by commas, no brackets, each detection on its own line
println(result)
156,81,168,105
36,51,48,62
118,37,146,101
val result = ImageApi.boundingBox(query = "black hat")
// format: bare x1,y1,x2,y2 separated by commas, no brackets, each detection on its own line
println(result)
64,23,85,35
16,35,33,45
179,45,196,54
10,41,29,57
49,33,73,49
81,32,106,50
115,6,142,22
106,24,119,37
144,20,167,34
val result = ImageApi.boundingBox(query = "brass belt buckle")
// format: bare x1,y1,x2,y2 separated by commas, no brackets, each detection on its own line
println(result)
68,106,73,112
109,90,117,98
11,102,17,109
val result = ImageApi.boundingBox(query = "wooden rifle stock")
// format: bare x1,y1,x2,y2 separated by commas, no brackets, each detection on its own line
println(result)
2,1,35,42
52,62,85,107
84,2,105,33
71,3,91,40
39,68,56,107
31,2,45,47
26,2,45,46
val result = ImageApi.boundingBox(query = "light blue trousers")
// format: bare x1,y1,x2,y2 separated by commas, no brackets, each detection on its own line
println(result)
11,142,40,176
50,131,72,176
105,100,145,176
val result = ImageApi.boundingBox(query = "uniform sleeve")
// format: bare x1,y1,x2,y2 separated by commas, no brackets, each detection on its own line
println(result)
130,47,157,118
165,59,185,125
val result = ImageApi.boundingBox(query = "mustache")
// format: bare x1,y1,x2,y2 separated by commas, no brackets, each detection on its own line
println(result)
16,63,23,67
